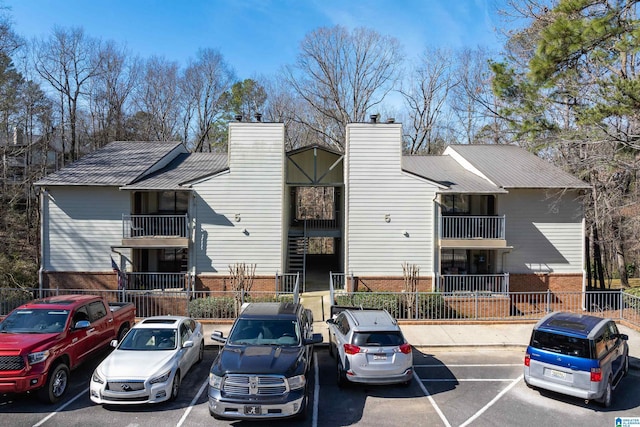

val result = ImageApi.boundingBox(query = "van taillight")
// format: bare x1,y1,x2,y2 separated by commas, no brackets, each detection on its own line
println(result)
590,367,602,382
344,344,360,355
524,353,530,367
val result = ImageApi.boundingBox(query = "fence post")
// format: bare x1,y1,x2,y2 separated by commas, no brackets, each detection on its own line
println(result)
546,289,551,313
415,291,419,320
474,291,479,319
619,289,624,320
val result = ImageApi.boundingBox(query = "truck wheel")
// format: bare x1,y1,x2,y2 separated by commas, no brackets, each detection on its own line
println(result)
38,363,69,404
117,325,130,342
169,371,180,401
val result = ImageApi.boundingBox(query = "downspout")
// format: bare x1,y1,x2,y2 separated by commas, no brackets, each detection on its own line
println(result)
39,187,48,297
433,192,439,292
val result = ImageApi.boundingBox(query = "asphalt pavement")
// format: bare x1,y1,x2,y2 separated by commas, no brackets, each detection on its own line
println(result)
202,320,640,369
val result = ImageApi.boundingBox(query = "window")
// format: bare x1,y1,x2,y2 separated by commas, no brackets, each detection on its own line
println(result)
442,195,469,215
88,301,107,322
531,331,591,358
442,249,468,274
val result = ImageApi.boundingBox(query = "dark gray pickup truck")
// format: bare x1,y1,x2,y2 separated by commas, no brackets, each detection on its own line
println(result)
208,302,322,420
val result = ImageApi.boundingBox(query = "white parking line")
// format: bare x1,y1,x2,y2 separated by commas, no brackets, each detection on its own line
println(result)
422,378,520,382
415,364,521,368
313,352,319,427
177,377,209,427
33,387,88,427
415,371,452,427
459,375,523,427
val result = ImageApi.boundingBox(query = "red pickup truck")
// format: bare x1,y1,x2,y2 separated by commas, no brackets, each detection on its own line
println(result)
0,294,135,403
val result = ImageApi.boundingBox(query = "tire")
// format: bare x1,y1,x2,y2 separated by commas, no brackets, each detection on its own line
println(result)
117,325,130,342
169,371,180,401
336,359,347,388
38,363,69,404
600,378,612,408
197,341,204,364
623,354,629,376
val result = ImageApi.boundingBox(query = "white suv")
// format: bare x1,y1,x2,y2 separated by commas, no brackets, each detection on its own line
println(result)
326,308,413,386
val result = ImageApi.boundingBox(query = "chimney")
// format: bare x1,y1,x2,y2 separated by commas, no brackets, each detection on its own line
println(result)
370,114,379,123
386,118,395,124
235,114,243,122
255,112,262,122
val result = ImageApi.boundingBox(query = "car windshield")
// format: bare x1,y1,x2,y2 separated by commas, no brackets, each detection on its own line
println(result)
531,330,591,358
119,328,177,350
0,309,69,334
353,331,405,347
228,319,300,346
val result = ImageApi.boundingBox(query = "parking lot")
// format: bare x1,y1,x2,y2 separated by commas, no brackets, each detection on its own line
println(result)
2,344,640,427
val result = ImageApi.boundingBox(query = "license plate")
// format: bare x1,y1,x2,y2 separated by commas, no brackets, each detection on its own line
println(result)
373,353,387,360
549,369,566,379
244,405,261,415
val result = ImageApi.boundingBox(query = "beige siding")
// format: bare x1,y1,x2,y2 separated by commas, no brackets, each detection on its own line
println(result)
345,124,436,276
500,189,584,274
43,186,130,271
192,123,284,275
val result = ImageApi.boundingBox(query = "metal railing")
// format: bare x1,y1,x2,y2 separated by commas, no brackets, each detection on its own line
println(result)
122,214,189,238
126,272,189,291
276,272,300,296
440,215,505,239
2,287,638,327
437,273,509,293
329,272,354,305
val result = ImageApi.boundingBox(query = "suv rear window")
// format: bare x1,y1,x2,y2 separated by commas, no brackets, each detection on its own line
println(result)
353,331,404,346
531,330,591,358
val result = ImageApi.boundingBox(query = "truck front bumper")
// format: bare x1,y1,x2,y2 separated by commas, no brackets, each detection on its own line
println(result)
208,387,306,420
0,372,47,394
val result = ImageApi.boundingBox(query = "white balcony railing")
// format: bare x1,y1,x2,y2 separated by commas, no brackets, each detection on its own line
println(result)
126,272,189,291
437,273,510,294
122,214,189,239
440,215,505,239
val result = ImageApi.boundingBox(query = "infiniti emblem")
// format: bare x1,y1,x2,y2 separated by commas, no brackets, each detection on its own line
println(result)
121,384,131,391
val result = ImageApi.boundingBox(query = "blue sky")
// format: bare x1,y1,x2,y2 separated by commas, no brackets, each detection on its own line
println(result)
6,0,508,79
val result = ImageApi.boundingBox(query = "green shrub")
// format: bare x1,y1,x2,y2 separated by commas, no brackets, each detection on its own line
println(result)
334,292,454,320
188,297,235,319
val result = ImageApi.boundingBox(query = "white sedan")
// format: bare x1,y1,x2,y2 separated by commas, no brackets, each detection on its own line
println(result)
90,316,204,405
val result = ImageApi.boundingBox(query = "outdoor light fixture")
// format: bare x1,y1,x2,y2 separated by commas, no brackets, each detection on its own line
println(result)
402,230,409,237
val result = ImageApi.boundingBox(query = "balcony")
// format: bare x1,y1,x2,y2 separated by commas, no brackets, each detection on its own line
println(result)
125,272,191,291
439,215,507,248
122,214,189,248
437,273,510,294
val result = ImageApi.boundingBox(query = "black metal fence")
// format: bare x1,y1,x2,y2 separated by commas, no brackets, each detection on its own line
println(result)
1,287,639,328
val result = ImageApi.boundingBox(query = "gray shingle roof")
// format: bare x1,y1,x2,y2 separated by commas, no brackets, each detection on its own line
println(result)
402,156,506,193
35,141,184,186
122,152,228,190
446,144,590,189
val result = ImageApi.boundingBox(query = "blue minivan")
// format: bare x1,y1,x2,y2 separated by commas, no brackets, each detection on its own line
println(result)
524,312,629,407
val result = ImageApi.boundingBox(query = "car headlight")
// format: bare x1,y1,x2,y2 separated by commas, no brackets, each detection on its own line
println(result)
28,350,50,365
209,373,223,390
92,369,104,384
149,370,171,384
288,374,306,390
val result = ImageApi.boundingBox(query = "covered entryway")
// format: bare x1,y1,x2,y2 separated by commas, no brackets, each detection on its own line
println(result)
285,145,344,291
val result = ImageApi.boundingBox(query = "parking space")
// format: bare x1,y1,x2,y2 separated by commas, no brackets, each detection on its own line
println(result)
2,345,640,426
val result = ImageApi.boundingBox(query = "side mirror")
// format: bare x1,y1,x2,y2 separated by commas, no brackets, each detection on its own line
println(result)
304,333,323,345
619,333,629,341
183,340,194,348
74,320,90,329
110,339,118,348
326,318,335,325
211,330,226,344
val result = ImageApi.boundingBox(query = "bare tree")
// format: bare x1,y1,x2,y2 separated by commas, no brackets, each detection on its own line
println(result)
180,48,235,151
88,41,140,149
284,26,403,149
400,47,454,154
33,26,103,162
132,56,181,141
